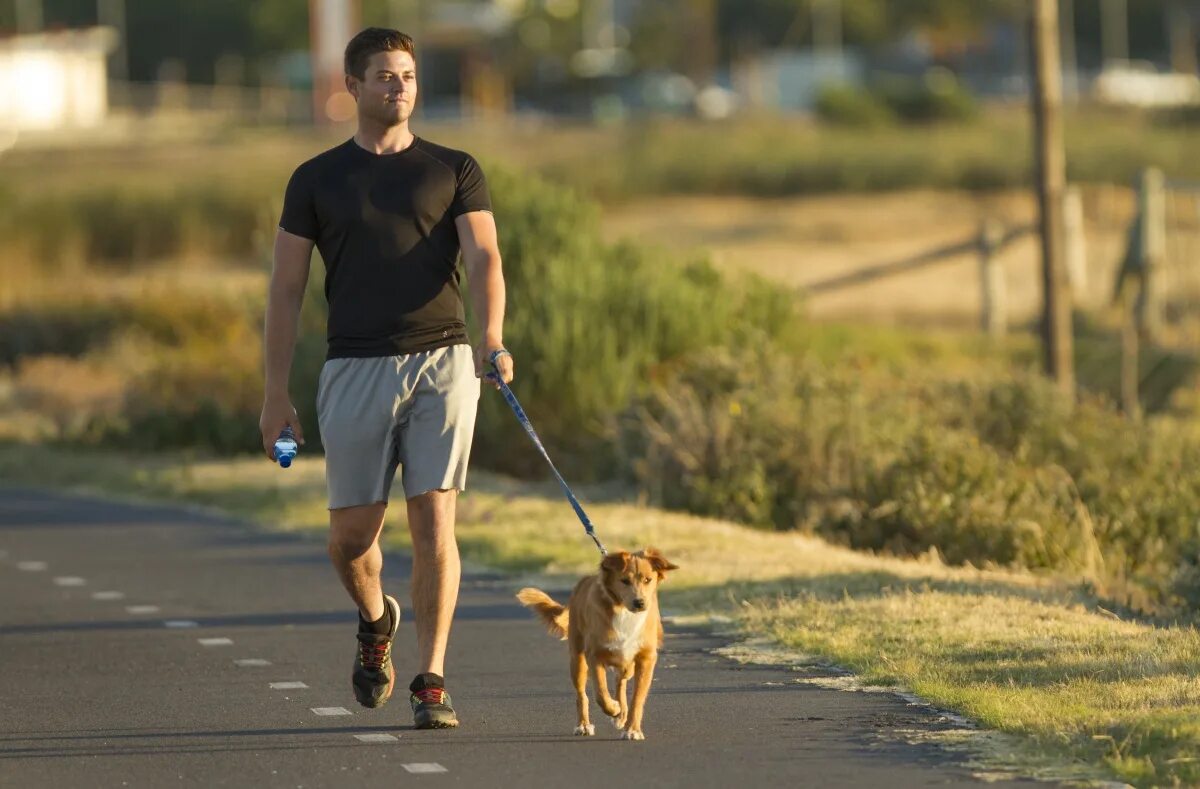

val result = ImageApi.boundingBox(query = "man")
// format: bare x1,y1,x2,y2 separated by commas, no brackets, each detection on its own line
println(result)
258,27,514,730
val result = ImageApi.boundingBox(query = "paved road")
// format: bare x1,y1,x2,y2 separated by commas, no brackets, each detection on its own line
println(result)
0,488,1043,788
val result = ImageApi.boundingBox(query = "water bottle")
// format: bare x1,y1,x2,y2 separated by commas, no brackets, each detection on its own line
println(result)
273,426,298,468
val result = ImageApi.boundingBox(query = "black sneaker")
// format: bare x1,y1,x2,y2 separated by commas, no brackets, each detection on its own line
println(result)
410,673,458,729
352,594,401,709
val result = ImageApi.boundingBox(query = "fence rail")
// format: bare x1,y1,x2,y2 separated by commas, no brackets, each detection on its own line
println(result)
802,221,1038,337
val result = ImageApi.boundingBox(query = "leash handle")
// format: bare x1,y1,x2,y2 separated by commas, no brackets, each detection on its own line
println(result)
487,350,608,556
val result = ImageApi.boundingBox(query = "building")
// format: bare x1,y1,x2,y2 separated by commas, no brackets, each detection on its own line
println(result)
0,27,118,132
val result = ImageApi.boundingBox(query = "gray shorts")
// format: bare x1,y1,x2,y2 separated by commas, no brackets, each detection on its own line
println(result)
316,345,480,508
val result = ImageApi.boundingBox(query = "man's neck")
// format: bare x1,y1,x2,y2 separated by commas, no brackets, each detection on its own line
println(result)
353,121,415,155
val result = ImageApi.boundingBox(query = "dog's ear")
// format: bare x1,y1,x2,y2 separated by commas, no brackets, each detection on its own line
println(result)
641,548,679,580
601,552,629,574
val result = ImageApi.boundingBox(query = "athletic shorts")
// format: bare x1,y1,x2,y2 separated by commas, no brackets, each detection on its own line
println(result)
316,345,480,508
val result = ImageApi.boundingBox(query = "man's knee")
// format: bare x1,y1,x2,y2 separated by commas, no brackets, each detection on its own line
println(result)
407,490,457,554
328,503,386,560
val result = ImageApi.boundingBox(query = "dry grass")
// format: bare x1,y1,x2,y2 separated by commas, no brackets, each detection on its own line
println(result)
1,444,1196,785
601,186,1200,336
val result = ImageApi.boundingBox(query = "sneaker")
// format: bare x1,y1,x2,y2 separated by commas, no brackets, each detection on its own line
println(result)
352,594,401,709
410,673,458,729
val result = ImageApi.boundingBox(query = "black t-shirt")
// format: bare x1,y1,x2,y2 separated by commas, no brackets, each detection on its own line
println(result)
279,137,492,358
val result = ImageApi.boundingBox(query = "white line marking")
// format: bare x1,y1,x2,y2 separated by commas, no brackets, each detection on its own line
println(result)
53,576,86,587
197,637,233,647
402,763,447,774
354,733,398,744
235,659,272,667
125,605,161,614
270,681,308,690
164,620,199,629
92,591,125,601
311,707,352,716
17,561,47,571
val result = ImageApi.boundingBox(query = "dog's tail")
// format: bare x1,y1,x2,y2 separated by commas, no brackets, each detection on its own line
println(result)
516,587,569,640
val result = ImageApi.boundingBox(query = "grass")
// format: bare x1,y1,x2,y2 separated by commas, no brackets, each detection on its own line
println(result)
2,443,1197,786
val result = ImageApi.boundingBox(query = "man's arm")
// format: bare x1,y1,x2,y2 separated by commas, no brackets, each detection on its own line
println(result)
259,228,315,457
455,210,513,386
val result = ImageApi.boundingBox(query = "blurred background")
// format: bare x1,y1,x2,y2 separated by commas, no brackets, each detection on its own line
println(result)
1,1,1199,612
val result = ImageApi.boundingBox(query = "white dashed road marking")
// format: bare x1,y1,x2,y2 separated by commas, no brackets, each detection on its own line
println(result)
311,707,352,717
53,577,86,587
197,637,233,647
402,763,448,774
164,620,199,629
17,561,47,572
234,658,272,667
354,733,398,744
126,605,161,614
269,681,308,690
92,591,125,601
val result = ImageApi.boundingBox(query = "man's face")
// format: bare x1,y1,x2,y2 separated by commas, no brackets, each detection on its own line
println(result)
348,49,417,126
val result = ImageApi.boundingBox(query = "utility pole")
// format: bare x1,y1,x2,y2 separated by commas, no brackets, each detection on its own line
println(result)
1060,0,1079,101
1031,0,1075,396
1100,0,1129,65
309,0,360,123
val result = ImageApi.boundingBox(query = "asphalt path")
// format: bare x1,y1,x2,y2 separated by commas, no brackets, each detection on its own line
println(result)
0,487,1046,788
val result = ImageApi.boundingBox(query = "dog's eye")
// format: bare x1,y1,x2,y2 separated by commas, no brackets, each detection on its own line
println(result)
621,578,632,586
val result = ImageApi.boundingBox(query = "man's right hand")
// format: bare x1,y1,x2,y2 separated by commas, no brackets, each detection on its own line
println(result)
260,396,305,460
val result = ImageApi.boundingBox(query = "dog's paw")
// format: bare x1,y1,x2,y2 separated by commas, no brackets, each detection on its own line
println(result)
611,713,627,729
620,729,645,741
573,724,596,736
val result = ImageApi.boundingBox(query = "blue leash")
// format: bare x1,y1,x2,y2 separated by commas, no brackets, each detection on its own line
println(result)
487,350,608,556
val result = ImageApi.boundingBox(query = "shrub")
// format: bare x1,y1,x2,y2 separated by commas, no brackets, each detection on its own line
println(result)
815,84,895,127
874,71,979,124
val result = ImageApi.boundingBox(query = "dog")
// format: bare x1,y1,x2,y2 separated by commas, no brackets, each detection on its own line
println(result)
517,548,679,741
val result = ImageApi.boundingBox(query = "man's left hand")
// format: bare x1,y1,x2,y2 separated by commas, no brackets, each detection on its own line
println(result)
476,343,514,389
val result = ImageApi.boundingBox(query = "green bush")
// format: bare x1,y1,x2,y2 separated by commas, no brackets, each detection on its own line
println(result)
619,346,1200,609
874,71,979,124
469,168,800,477
815,84,895,128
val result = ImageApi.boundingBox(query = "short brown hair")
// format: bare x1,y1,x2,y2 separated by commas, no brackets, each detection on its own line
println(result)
344,27,415,80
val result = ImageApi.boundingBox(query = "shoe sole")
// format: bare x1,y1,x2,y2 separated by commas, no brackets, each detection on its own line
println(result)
414,715,459,729
353,594,402,709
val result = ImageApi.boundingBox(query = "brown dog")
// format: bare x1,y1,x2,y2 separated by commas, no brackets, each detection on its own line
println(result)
517,548,679,741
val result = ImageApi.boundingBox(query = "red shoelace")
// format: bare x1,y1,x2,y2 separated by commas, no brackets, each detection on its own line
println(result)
359,641,391,671
413,687,445,705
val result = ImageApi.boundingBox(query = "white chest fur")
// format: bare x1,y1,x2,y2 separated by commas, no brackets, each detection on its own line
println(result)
606,608,649,662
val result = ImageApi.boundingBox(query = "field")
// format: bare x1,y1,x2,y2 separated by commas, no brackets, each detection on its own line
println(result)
603,186,1200,338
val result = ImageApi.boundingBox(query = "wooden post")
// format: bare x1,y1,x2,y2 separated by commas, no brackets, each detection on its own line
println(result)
1121,285,1141,421
1030,0,1076,396
1063,185,1088,295
978,219,1007,339
1135,167,1167,341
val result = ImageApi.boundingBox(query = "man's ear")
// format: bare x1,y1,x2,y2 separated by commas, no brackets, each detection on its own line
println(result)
601,552,629,574
641,548,679,580
345,74,360,99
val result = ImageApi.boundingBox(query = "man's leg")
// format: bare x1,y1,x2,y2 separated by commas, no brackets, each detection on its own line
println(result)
328,502,388,621
406,489,460,677
329,502,402,709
